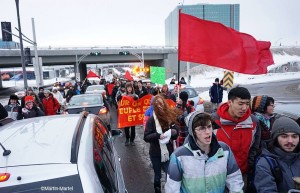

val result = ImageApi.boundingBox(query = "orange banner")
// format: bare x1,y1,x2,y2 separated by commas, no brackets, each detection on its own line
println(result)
118,94,152,128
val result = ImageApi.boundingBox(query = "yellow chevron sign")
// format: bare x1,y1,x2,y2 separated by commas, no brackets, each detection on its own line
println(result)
223,71,234,88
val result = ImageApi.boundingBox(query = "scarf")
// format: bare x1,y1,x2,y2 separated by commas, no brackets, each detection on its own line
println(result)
153,112,169,162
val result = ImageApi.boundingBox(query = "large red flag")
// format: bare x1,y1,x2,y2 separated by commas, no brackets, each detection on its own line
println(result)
179,12,274,74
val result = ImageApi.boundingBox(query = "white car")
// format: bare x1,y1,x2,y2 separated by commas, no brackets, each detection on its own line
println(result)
0,113,127,193
169,84,204,112
85,85,106,95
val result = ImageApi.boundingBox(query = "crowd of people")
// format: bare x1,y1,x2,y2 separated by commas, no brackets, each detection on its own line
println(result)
1,75,300,193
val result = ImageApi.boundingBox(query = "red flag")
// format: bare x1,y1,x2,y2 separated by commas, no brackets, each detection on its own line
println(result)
124,70,133,81
179,12,274,74
86,70,100,78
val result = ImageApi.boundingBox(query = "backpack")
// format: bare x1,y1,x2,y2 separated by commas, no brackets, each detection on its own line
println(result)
247,154,282,193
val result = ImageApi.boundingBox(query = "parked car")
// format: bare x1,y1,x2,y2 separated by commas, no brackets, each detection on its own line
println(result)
169,84,204,112
274,101,300,126
65,94,110,127
0,112,127,193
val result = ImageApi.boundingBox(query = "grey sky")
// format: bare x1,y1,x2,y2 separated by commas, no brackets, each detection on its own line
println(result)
1,0,299,47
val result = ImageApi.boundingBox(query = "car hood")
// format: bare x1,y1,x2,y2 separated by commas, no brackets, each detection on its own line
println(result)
0,115,81,167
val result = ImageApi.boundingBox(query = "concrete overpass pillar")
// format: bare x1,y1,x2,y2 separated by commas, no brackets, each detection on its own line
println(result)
80,64,87,81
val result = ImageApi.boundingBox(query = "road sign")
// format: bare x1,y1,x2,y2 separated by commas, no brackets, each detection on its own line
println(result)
223,71,234,88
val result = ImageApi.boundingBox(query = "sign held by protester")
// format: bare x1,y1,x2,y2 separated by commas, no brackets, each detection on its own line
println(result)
150,66,165,84
118,94,152,128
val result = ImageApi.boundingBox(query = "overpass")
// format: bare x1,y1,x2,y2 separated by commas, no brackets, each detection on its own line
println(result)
1,46,300,81
0,46,178,80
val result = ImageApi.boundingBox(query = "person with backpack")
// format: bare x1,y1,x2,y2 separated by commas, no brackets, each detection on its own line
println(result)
254,116,300,193
211,87,261,186
165,111,244,193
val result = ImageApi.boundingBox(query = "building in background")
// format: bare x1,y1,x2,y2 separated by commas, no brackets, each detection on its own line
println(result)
165,4,240,46
0,39,20,49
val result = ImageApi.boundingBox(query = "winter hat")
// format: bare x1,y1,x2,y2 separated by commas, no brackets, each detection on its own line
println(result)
179,91,189,103
10,94,19,100
44,90,50,94
24,95,34,103
215,78,219,82
252,95,268,113
271,117,300,140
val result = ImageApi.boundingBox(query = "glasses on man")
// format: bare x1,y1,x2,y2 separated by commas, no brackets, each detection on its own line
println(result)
194,125,213,132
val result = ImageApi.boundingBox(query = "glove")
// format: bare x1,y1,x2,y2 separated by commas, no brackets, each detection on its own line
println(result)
22,108,29,114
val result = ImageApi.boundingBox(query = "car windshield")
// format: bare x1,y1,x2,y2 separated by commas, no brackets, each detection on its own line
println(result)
69,95,103,106
170,87,198,98
86,85,105,92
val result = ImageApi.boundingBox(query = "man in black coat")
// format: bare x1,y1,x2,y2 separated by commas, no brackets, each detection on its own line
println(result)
209,78,224,112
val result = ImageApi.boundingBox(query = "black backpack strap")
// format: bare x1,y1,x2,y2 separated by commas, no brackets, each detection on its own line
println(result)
260,154,282,183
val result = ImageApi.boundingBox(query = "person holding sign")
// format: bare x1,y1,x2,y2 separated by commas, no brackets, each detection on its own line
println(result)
124,83,139,146
144,95,180,193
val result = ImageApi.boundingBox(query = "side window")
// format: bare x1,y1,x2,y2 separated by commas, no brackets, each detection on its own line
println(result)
93,117,117,193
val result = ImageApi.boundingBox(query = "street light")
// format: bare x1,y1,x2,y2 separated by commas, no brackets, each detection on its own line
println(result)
15,0,28,89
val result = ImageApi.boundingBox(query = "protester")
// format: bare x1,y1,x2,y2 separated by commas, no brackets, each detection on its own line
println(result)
165,111,244,193
144,95,179,193
179,77,187,84
254,117,300,192
145,82,155,95
42,90,60,116
4,94,20,120
65,86,77,103
17,96,45,120
123,83,139,146
52,87,64,105
160,84,171,99
21,87,35,108
252,95,277,147
38,87,45,101
212,87,261,183
169,78,176,84
30,92,45,112
209,78,224,112
176,91,194,146
135,80,148,98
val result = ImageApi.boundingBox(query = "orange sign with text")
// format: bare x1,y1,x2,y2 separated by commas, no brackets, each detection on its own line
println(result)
118,94,152,128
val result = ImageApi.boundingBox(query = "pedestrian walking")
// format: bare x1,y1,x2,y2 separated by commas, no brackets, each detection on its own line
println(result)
144,94,179,193
212,87,261,185
4,94,20,120
209,78,224,112
165,111,244,193
254,117,300,192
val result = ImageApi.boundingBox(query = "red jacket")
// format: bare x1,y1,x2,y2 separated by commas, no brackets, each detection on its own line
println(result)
42,95,60,116
212,103,260,174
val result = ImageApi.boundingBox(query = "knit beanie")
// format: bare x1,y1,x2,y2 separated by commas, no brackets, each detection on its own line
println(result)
179,91,189,103
24,95,34,103
271,117,300,140
252,95,268,113
10,94,19,100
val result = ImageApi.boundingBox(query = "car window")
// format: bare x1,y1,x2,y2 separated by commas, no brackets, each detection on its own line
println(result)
170,87,198,98
93,118,117,193
86,85,105,92
69,95,103,106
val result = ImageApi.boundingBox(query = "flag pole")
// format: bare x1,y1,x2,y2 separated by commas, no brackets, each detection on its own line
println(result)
177,8,182,84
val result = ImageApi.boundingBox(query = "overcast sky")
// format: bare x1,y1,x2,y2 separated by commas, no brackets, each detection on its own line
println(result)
1,0,300,47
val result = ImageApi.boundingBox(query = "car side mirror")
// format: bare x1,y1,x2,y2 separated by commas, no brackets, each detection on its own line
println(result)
111,129,123,137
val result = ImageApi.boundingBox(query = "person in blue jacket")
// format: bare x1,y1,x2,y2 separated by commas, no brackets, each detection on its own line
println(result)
209,78,224,112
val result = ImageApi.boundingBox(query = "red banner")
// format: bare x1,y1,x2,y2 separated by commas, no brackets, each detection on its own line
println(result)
118,94,152,128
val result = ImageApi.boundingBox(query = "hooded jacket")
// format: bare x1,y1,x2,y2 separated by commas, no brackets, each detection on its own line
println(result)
165,111,244,193
254,147,300,193
212,103,261,174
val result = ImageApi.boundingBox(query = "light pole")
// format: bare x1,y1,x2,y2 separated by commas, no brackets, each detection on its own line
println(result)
15,0,28,89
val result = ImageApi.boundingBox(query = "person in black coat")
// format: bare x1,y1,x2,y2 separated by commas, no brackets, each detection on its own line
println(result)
209,78,224,112
135,80,148,98
144,95,179,193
